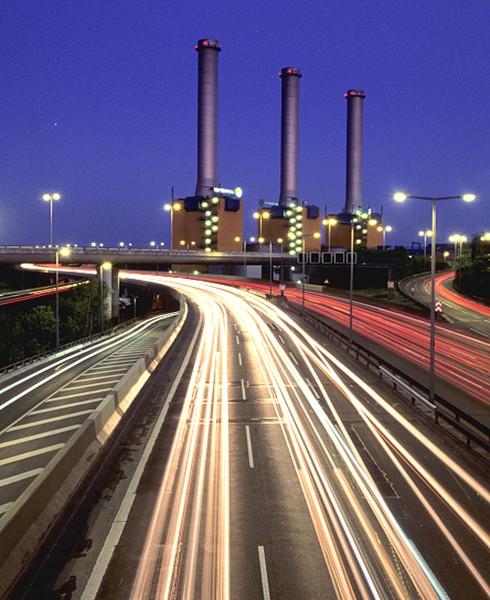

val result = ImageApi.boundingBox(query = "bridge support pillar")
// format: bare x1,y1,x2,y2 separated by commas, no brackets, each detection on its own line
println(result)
111,268,120,320
98,263,119,322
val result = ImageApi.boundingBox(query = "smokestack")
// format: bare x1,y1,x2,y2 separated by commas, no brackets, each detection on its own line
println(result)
195,39,221,198
279,67,302,206
344,89,366,214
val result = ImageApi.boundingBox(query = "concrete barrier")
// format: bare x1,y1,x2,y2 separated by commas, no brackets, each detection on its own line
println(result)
0,297,187,598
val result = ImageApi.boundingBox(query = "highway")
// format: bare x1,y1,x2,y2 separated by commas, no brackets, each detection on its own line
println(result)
399,271,490,338
24,274,489,600
0,280,86,306
177,274,490,411
0,313,179,524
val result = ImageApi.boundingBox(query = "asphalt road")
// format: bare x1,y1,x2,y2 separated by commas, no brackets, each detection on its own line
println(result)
399,271,490,338
0,314,178,524
13,276,488,599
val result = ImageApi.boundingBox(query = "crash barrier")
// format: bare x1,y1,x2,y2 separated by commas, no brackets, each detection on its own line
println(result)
288,303,490,456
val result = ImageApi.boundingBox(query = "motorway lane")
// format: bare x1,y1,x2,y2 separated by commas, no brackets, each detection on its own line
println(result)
0,314,178,520
37,275,489,600
283,286,490,408
400,272,490,337
172,274,490,408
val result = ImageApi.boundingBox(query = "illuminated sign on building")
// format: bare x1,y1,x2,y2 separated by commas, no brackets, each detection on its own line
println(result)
212,186,243,198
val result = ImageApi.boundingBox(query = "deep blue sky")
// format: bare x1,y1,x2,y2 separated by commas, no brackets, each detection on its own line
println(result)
1,0,488,248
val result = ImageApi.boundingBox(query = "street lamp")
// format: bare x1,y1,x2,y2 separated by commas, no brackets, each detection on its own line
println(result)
179,240,196,250
377,225,393,250
418,230,432,260
42,193,61,247
322,218,337,252
55,246,71,349
300,232,320,308
253,210,270,247
449,234,467,265
394,192,476,404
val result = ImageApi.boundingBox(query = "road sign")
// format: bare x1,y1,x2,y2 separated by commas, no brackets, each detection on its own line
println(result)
387,280,395,289
435,300,443,313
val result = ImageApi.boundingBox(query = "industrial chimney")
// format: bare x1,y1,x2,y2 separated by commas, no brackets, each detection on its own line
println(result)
344,89,366,214
279,67,302,206
195,39,221,198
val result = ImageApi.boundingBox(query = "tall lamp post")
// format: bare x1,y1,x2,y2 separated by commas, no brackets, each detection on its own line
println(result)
449,234,467,266
394,192,475,404
377,225,393,250
55,246,71,349
253,210,270,249
300,232,320,308
418,230,432,260
42,193,61,247
322,218,337,252
348,218,360,344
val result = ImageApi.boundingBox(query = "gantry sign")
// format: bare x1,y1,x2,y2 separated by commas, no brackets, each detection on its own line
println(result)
297,251,358,265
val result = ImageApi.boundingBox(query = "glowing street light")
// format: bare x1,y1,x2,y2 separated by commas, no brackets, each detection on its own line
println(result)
377,225,393,250
322,217,337,252
253,210,270,246
42,193,61,247
418,230,432,260
300,232,321,308
449,234,467,265
393,192,476,405
55,246,71,349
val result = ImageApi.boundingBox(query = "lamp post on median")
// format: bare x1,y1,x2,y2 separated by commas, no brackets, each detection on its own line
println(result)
322,218,337,252
42,193,61,247
253,210,270,250
55,246,71,349
377,225,393,250
418,230,432,260
300,232,320,308
394,192,476,405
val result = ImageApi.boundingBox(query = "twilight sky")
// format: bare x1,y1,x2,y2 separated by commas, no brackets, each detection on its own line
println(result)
1,0,488,248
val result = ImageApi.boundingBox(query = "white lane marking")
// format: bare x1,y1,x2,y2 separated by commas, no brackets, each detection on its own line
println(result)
0,444,64,465
0,468,43,488
278,335,285,344
9,410,93,431
289,352,298,365
305,378,320,398
48,388,113,401
0,501,13,514
76,373,125,383
245,426,255,468
241,379,247,400
59,381,118,392
238,352,243,366
236,335,240,345
46,395,106,404
0,427,77,449
258,546,271,600
31,399,101,414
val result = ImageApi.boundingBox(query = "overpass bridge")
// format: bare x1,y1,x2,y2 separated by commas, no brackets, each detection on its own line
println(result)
0,245,297,319
0,245,294,266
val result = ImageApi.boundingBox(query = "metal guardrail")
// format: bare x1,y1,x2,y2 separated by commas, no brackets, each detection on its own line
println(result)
287,303,490,456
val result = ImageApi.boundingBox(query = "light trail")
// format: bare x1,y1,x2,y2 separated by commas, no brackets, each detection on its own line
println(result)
123,273,489,599
0,313,179,415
